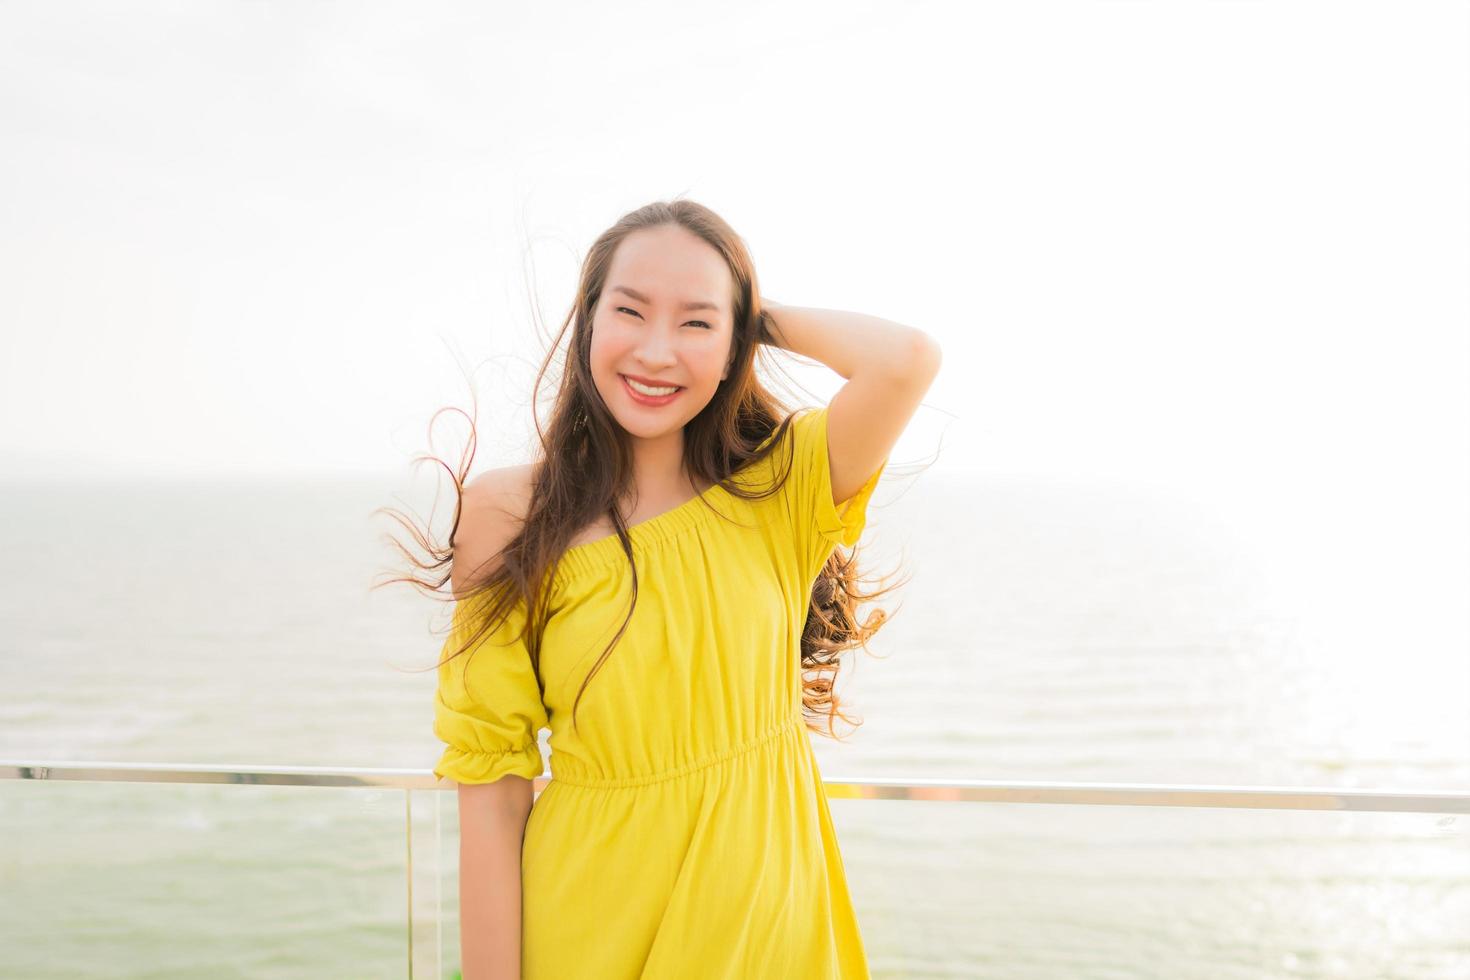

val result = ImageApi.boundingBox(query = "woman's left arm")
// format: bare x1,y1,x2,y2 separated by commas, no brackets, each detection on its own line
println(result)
760,300,942,505
759,300,940,382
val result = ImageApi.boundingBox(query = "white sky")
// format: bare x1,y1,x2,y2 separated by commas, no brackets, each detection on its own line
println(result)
1,3,1466,557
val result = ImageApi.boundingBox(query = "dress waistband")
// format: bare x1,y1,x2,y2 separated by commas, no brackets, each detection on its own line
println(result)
548,714,806,790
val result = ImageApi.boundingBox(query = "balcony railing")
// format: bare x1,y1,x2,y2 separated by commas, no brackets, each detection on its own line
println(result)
7,759,1469,811
5,761,1467,978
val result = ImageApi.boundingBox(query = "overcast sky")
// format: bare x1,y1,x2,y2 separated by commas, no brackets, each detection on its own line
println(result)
2,3,1465,553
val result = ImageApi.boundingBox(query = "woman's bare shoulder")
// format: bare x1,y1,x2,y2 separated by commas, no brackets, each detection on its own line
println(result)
463,464,536,515
452,465,536,599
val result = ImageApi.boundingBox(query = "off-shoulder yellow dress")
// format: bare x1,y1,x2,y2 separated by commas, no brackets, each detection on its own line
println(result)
432,405,886,979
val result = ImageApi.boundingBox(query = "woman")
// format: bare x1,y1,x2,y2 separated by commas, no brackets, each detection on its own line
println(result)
429,199,941,978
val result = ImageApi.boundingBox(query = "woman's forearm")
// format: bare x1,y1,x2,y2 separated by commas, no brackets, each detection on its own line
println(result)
458,796,532,979
759,300,937,380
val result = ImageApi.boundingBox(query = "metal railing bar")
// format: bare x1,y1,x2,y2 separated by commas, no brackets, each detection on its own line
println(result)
4,760,1466,814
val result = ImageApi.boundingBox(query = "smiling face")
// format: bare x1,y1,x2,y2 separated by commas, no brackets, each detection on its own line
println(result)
589,223,736,442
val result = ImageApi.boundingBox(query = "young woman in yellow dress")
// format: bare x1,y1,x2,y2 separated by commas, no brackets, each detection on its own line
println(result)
418,199,939,978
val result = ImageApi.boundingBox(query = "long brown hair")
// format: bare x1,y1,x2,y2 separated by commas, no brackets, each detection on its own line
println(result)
376,199,908,739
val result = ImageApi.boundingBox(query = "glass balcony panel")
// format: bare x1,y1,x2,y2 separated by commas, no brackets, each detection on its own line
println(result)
4,773,1466,978
3,778,416,979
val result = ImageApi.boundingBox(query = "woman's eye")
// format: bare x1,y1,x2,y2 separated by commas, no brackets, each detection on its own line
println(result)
616,306,710,329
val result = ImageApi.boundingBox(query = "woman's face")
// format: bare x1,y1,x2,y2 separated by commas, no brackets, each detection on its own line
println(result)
589,224,736,441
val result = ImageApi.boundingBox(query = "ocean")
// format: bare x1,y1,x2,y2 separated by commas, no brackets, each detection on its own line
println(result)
2,472,1465,978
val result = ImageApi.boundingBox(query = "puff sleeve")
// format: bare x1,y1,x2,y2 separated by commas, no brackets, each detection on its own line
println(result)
431,592,548,785
780,405,887,577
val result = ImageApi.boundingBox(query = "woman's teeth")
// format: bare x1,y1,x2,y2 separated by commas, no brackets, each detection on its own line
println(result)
625,377,681,396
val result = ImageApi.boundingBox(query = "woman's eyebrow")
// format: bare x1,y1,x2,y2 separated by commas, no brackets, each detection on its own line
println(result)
611,285,721,314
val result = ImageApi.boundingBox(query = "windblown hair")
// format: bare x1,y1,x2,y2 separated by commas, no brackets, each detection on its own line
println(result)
376,199,908,739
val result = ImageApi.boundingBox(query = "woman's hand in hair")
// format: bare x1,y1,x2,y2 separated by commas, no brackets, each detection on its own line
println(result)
756,300,789,350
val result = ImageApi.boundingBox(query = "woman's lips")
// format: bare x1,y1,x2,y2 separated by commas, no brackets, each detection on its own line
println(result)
620,374,684,406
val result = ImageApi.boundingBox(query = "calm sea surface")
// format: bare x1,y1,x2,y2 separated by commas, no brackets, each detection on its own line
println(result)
2,473,1466,978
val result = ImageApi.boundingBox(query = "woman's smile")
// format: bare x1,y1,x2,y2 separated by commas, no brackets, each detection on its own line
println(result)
620,373,684,406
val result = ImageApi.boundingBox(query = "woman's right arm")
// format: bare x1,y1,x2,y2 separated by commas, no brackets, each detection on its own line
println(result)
457,777,535,980
450,468,540,979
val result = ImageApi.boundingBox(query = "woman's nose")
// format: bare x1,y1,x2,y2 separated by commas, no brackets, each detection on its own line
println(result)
636,328,678,364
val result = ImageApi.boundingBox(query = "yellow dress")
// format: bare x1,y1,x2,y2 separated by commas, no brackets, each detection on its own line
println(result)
433,405,886,979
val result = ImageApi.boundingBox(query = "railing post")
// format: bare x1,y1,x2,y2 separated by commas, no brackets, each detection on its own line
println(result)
405,787,414,979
